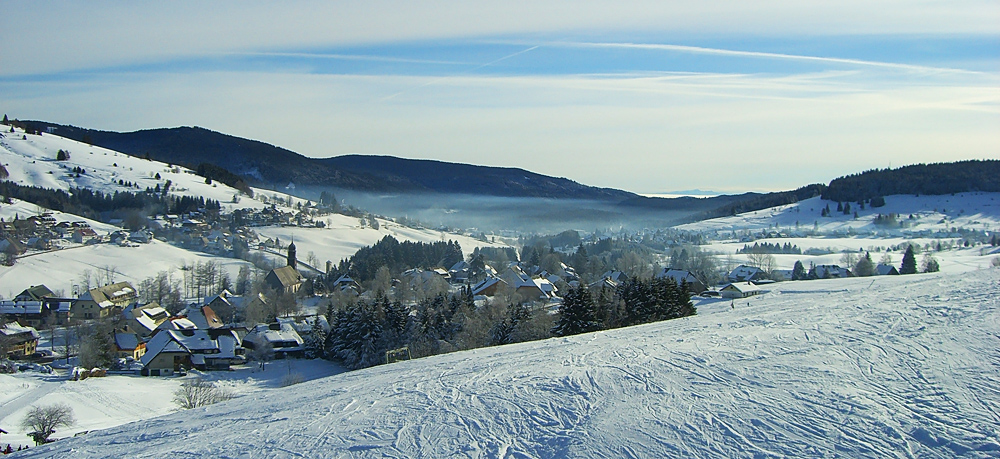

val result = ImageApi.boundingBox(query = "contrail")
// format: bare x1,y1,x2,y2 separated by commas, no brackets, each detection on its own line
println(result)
554,41,980,75
381,45,539,101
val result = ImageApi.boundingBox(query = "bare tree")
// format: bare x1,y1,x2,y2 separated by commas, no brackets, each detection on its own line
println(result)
173,378,234,409
21,403,75,445
248,339,274,370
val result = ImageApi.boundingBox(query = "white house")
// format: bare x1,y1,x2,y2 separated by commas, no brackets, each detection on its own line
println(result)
720,282,761,299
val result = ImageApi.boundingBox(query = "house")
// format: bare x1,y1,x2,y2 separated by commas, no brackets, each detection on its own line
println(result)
14,285,54,302
514,277,558,302
123,302,171,336
449,261,471,283
770,269,795,282
206,290,267,325
113,332,146,360
1,323,39,359
178,304,225,329
727,265,766,283
73,282,138,320
720,282,762,299
264,266,303,295
331,274,362,295
811,264,852,279
244,320,304,358
1,301,47,328
471,276,507,297
0,237,26,256
876,263,900,276
655,268,707,294
140,328,244,375
128,229,153,244
599,271,630,285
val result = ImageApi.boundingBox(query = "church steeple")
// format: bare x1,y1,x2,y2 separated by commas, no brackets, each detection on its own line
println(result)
287,239,297,269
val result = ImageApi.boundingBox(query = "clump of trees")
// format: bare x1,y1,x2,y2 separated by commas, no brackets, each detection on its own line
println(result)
329,236,464,284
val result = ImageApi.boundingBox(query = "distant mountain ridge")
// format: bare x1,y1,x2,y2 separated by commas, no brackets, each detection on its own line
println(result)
13,119,993,228
16,121,635,201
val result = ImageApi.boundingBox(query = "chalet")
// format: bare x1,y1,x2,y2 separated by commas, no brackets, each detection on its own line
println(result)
265,266,303,295
876,263,900,276
727,265,766,283
113,332,146,360
244,320,304,358
73,282,138,320
140,328,244,375
655,268,707,294
1,323,39,359
471,276,507,297
720,282,761,299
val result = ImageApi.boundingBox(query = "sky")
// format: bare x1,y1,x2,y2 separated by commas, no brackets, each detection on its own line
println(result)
1,1,998,195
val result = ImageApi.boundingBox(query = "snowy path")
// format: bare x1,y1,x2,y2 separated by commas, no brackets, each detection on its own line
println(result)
17,269,1000,458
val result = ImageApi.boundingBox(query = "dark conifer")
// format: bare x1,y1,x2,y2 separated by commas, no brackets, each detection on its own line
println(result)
900,245,918,274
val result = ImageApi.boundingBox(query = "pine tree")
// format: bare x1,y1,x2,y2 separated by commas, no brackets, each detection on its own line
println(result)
900,245,918,274
553,285,599,336
791,260,806,280
854,252,875,277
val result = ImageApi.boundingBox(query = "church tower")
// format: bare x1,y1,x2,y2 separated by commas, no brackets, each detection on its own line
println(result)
287,240,297,269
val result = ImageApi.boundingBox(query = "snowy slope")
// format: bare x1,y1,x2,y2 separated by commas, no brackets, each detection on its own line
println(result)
0,128,508,295
679,194,1000,236
16,268,1000,458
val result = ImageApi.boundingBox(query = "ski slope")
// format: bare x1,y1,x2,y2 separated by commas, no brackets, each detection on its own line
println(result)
17,268,1000,458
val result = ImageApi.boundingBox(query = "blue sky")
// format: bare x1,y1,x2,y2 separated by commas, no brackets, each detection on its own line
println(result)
2,1,998,194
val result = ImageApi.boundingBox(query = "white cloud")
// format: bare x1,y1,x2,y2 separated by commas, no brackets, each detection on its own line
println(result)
3,1,998,76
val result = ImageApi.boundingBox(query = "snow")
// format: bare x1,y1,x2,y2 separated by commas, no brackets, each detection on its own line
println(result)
0,129,508,298
7,268,998,457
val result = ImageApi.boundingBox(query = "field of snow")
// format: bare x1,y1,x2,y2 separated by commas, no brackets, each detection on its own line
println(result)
9,267,998,458
0,359,345,451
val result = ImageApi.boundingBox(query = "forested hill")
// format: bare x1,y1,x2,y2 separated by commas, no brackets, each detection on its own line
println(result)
14,121,635,201
822,160,1000,202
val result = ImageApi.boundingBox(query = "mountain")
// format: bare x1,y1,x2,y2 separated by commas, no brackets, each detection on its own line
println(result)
14,121,636,201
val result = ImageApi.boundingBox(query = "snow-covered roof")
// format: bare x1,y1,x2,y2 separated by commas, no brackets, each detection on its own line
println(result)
0,300,44,315
722,282,761,294
249,321,303,349
0,322,40,338
114,333,140,350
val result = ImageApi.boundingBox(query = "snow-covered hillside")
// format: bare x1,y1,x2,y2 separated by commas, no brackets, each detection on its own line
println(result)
15,267,1000,458
679,194,1000,236
0,128,507,296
